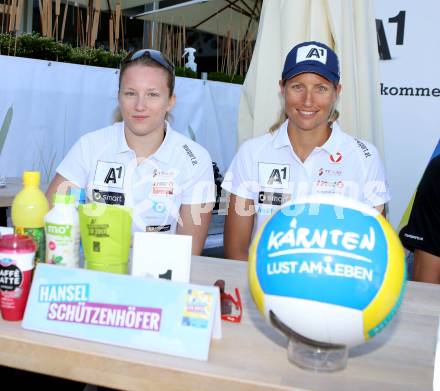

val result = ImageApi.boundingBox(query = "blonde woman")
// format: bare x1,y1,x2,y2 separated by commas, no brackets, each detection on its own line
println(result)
47,49,215,254
222,41,390,261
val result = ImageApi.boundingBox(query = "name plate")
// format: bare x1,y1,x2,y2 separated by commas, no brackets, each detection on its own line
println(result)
22,264,220,361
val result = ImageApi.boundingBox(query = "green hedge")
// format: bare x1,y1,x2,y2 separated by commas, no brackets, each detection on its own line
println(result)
206,72,244,85
0,33,244,83
0,33,126,67
175,66,198,79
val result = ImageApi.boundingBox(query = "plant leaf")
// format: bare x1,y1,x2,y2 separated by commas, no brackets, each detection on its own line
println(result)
0,105,13,154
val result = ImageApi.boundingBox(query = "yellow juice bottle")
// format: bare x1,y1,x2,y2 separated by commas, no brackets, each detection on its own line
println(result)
11,171,49,263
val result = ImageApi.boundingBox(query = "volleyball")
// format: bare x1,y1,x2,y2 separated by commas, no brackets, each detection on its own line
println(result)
248,196,406,347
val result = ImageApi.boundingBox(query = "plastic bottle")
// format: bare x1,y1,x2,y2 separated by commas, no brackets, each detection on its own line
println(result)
0,234,37,321
44,194,80,267
11,171,49,264
69,188,85,265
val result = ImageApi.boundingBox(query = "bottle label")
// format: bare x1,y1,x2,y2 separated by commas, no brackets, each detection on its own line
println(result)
0,253,34,321
15,227,45,263
46,223,72,237
45,223,79,268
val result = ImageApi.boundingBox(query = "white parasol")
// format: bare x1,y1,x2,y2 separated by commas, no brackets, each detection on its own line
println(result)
238,0,384,156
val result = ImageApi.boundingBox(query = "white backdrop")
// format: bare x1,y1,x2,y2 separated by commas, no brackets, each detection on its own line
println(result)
0,55,240,182
375,0,440,227
238,0,384,155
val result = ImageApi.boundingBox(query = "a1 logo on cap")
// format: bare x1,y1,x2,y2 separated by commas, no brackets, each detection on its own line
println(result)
297,44,327,64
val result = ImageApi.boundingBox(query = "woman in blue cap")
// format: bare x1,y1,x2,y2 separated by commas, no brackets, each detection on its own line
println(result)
222,41,390,261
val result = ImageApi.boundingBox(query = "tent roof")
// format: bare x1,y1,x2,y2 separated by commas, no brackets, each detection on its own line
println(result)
132,0,261,40
70,0,158,12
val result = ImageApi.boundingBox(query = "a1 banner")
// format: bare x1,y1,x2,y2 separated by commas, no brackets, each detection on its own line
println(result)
375,0,440,227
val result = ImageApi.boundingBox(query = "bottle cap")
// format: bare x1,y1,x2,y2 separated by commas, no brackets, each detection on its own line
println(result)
23,171,40,186
53,193,75,205
69,188,86,205
0,234,37,254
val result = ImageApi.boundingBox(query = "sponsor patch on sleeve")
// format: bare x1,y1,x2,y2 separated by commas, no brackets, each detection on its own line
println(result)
182,144,198,166
355,139,372,158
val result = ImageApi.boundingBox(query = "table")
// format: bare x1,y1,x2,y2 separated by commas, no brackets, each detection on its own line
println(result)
0,177,22,225
0,256,437,390
0,177,22,208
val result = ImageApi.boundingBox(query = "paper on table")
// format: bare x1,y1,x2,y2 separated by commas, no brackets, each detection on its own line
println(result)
131,232,221,338
131,232,192,283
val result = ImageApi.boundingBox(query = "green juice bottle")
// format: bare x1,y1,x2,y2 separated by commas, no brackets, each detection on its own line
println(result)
11,171,49,263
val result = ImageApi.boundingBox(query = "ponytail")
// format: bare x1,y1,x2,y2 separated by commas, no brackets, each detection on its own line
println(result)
269,111,288,133
328,109,339,126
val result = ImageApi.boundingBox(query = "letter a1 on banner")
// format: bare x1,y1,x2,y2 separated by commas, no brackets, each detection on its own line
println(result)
22,264,220,361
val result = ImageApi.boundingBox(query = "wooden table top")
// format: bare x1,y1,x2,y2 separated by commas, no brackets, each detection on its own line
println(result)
0,256,437,390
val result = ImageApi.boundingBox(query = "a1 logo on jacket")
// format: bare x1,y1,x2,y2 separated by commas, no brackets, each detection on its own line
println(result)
93,161,125,188
258,163,290,189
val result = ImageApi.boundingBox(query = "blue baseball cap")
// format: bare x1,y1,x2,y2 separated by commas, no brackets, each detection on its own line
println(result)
282,41,340,84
